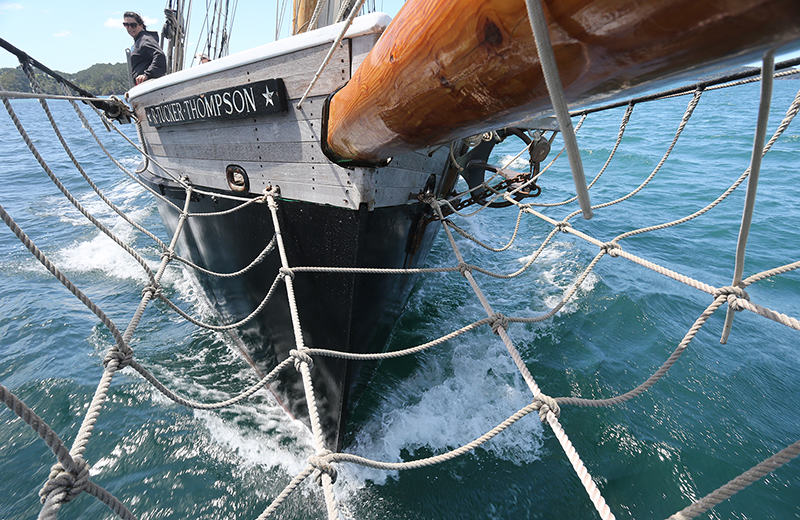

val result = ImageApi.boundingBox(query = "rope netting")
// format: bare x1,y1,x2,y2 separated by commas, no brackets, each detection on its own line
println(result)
2,43,800,520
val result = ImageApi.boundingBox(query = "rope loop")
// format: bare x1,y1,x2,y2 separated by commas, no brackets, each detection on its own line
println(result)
457,262,472,277
601,242,621,257
533,394,561,422
103,347,133,370
279,267,295,280
39,457,90,505
489,312,509,335
555,221,572,233
309,450,337,485
289,349,314,371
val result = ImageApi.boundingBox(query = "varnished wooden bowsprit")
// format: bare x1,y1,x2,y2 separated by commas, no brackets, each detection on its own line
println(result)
324,0,800,165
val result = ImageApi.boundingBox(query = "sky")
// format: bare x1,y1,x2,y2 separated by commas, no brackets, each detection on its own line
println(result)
0,0,407,73
1,1,799,75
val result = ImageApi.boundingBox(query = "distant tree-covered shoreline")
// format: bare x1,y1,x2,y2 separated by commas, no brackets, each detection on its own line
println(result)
0,62,129,96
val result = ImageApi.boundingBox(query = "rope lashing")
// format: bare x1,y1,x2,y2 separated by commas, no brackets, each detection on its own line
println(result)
727,295,746,312
102,348,134,370
715,285,750,311
555,221,572,233
601,242,621,257
160,250,176,262
714,285,750,298
533,394,561,422
38,457,90,505
309,450,337,485
489,312,509,335
457,262,472,277
142,284,162,299
279,267,295,280
102,96,129,121
289,349,314,371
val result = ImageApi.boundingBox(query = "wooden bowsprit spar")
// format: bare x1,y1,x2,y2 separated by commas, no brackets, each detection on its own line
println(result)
322,0,800,166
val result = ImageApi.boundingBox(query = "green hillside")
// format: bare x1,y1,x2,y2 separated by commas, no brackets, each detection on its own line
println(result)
0,62,130,96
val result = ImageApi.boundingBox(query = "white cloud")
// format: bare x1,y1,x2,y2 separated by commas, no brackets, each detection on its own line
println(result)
54,31,71,37
0,3,23,12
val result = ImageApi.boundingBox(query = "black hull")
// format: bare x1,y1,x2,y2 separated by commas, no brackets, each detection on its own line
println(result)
142,172,440,451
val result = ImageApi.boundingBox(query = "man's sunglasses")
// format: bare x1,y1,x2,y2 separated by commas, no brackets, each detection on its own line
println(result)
123,22,140,28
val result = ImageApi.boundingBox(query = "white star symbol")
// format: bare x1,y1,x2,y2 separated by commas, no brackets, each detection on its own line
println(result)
263,88,275,107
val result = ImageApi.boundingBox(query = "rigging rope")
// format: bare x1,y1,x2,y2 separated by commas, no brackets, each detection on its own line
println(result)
1,48,800,520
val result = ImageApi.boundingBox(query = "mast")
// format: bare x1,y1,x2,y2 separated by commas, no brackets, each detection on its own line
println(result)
162,0,187,73
293,0,317,34
293,0,352,35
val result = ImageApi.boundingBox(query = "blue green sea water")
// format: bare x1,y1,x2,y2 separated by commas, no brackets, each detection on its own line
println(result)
1,78,799,520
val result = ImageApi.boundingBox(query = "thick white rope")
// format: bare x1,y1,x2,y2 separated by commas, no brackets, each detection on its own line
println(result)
264,190,341,520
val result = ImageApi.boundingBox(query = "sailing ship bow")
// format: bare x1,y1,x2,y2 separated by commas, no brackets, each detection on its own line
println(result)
323,0,800,165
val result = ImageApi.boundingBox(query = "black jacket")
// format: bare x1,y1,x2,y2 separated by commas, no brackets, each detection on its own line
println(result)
130,30,167,82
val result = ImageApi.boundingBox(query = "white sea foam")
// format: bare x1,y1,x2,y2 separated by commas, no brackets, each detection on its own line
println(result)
196,406,313,474
157,266,318,476
498,153,531,171
518,240,598,315
338,288,555,495
22,177,166,282
48,232,151,282
339,341,545,492
41,177,150,228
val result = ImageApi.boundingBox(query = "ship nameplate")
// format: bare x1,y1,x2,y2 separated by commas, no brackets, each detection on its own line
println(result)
144,78,288,128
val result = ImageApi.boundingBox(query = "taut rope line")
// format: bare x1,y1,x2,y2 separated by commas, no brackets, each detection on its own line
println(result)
1,45,799,520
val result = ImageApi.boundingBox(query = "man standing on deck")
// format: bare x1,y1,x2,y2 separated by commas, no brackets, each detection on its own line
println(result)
124,11,166,85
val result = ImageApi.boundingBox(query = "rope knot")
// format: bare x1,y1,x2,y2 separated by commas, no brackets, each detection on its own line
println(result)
160,250,176,262
289,349,313,371
727,293,747,311
142,284,162,299
457,262,472,277
279,267,295,280
555,221,572,233
309,450,337,485
103,347,133,370
533,394,560,422
39,457,90,505
601,242,621,257
715,285,750,308
489,312,509,335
